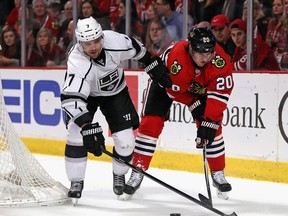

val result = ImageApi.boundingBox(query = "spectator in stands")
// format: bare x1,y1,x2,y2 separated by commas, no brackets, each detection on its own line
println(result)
146,2,158,21
0,0,14,31
266,0,288,69
47,2,65,44
211,14,236,60
196,21,211,28
155,0,184,41
145,19,173,56
79,0,110,30
57,0,73,50
23,19,45,67
36,28,65,67
242,0,269,40
114,0,145,70
47,2,63,25
63,0,73,21
80,0,96,18
142,2,159,36
5,0,21,25
93,0,110,17
134,0,155,23
32,0,60,41
230,19,280,71
59,19,74,67
15,6,34,36
110,0,119,29
5,0,33,35
113,0,126,33
114,0,144,41
0,26,21,66
92,0,111,30
65,20,74,53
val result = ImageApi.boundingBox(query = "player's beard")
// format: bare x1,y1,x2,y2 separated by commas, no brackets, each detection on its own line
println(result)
79,44,103,59
87,48,102,59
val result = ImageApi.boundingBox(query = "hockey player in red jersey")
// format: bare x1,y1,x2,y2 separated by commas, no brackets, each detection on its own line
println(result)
122,27,234,200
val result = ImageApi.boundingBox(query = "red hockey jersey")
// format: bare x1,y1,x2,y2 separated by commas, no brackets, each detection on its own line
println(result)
165,40,234,122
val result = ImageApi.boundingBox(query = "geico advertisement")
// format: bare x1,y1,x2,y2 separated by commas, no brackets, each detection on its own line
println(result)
0,69,288,162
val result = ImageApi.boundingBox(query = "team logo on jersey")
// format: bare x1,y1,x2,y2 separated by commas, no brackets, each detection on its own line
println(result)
170,60,182,75
188,81,207,95
99,69,120,91
211,54,225,69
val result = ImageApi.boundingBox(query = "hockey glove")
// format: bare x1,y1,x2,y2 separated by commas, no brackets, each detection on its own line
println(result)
189,96,207,122
81,122,105,156
145,56,172,88
195,118,219,148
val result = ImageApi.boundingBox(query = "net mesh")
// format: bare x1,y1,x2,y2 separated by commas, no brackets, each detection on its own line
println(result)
0,81,70,207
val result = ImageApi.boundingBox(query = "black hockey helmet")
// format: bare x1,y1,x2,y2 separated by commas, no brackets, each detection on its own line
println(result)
188,27,216,53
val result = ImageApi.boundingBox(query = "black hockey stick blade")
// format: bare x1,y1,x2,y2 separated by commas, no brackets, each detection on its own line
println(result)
198,193,212,207
100,146,237,216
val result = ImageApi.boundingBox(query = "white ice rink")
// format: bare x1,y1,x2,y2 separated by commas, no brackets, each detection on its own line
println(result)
1,154,288,216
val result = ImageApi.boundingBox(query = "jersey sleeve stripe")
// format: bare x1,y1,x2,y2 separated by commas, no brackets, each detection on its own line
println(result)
130,37,141,55
161,45,173,63
61,92,88,102
103,48,133,52
207,91,230,104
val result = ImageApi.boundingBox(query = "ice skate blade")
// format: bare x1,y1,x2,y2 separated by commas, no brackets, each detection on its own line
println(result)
216,190,229,200
117,193,134,201
72,198,79,206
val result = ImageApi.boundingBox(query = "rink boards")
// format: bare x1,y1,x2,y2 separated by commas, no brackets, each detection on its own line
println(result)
0,68,288,184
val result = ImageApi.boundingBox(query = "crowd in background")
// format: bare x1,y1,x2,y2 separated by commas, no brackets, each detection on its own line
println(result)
0,0,287,71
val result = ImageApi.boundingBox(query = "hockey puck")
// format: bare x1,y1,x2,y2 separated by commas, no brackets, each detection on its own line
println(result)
170,214,181,216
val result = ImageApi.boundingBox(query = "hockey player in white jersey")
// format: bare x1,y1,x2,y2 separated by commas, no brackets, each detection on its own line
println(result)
60,16,172,204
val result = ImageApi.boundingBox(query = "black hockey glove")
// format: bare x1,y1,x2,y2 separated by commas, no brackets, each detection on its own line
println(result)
80,122,105,157
189,96,207,122
195,118,219,149
145,56,172,88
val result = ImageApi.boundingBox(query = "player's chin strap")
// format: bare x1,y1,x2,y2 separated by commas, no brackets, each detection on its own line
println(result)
100,146,237,216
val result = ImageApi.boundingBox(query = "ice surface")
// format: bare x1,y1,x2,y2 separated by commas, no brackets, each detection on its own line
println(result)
0,154,287,216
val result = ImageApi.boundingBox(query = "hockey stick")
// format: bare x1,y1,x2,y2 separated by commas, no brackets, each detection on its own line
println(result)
198,142,213,207
100,146,237,216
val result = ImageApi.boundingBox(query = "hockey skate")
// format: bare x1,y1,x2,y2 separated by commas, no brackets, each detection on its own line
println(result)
120,170,144,200
211,170,232,200
68,181,84,206
113,173,125,196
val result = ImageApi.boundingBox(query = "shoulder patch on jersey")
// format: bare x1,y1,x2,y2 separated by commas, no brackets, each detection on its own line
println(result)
211,54,226,69
170,60,182,75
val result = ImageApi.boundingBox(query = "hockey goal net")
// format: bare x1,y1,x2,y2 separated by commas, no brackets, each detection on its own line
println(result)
0,80,70,207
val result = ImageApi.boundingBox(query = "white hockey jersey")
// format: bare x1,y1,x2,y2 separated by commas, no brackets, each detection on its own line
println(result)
61,30,147,126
